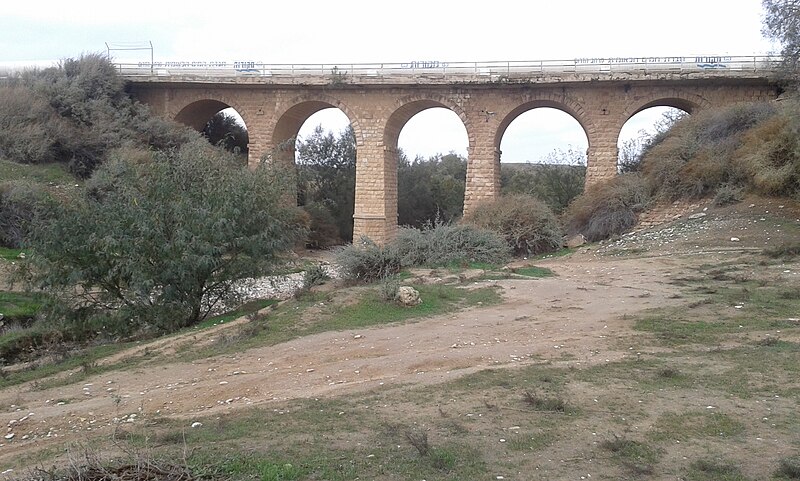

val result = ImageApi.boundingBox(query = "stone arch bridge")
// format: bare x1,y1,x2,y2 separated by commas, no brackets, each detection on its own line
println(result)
123,57,779,243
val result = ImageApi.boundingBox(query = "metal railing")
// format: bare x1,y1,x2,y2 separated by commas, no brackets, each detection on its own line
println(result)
114,55,780,79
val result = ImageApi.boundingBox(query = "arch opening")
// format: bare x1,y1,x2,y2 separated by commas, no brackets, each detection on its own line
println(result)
290,106,356,246
174,100,249,158
497,106,589,212
617,105,688,173
389,104,469,227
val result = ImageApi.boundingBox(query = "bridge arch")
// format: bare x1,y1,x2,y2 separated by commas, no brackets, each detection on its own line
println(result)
383,95,472,151
621,91,710,123
271,95,362,165
494,97,593,153
173,96,251,132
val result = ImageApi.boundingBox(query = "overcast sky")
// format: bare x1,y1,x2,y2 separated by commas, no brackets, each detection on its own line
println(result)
1,0,777,163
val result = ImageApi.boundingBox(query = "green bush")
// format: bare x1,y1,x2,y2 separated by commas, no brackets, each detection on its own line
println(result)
393,221,511,266
335,237,402,283
302,202,341,248
565,174,649,242
25,140,306,336
465,194,562,256
0,181,56,248
0,54,197,177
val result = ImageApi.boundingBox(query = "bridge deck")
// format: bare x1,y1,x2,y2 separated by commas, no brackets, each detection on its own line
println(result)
118,55,778,85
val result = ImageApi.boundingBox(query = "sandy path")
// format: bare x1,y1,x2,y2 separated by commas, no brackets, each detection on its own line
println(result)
0,252,687,466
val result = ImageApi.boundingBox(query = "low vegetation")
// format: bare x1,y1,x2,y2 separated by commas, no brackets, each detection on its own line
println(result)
565,98,800,241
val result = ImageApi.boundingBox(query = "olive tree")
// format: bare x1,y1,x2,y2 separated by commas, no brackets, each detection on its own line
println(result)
763,0,800,75
25,140,306,336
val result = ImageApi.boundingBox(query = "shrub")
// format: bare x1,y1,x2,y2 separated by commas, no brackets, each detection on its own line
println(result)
734,110,800,198
25,139,306,335
641,102,776,200
0,54,198,177
302,202,341,248
335,237,402,283
565,174,649,242
302,264,330,289
712,183,744,206
394,221,511,266
0,181,56,248
466,194,562,256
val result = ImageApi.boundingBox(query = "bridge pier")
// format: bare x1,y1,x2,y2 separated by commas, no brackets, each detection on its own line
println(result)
353,143,398,245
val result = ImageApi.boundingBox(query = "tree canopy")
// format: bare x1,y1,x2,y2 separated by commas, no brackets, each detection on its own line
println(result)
763,0,800,75
25,140,305,335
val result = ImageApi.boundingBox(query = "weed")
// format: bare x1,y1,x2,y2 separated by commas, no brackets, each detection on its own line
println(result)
405,430,430,456
657,367,682,379
686,458,750,481
428,448,457,471
756,336,780,346
522,390,567,412
650,411,745,441
776,456,800,479
764,242,800,258
300,264,329,291
601,435,660,475
379,276,400,302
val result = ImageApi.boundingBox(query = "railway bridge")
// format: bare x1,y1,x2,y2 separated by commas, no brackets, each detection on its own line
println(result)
122,56,779,243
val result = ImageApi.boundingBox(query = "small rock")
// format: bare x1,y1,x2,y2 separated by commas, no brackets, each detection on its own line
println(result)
565,233,586,248
396,286,422,306
191,422,203,428
730,237,740,242
3,433,13,440
688,213,706,220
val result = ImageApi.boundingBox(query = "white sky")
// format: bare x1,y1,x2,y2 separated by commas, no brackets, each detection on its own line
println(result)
1,0,778,163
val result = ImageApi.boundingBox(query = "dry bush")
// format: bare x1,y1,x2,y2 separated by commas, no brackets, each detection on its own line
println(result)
465,194,562,256
564,174,649,242
641,102,776,200
733,111,800,198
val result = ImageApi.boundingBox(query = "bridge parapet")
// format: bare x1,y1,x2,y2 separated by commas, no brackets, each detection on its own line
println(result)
118,55,779,85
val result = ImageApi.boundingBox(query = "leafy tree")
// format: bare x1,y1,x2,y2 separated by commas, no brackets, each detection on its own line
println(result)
763,0,800,75
203,111,249,157
24,140,305,335
398,152,466,226
296,125,356,243
500,147,585,213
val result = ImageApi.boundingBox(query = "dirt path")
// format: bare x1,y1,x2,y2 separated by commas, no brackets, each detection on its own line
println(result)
0,251,693,466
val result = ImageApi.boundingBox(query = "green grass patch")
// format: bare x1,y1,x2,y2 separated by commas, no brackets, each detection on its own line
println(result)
512,266,554,278
775,455,800,479
0,247,23,261
686,459,751,481
0,343,126,389
601,436,660,475
0,290,43,321
180,284,500,361
0,159,75,184
650,411,745,441
506,431,557,451
194,298,279,330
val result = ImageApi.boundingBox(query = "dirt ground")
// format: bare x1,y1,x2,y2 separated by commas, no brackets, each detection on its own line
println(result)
0,196,798,477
